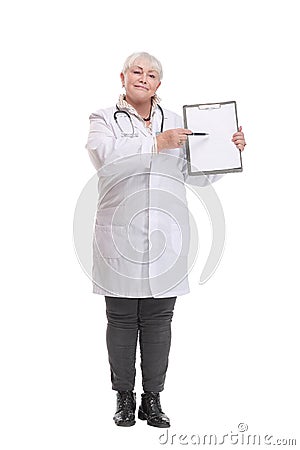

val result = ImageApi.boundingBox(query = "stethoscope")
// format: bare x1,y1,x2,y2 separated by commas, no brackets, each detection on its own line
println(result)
114,104,164,137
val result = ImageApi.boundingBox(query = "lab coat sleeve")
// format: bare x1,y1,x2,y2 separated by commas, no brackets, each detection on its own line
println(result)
85,109,154,171
182,152,225,186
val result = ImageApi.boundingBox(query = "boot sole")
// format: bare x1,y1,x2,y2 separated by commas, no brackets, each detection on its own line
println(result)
114,420,136,427
138,408,170,428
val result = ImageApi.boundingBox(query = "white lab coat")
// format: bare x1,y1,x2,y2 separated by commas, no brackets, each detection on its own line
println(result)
85,104,222,298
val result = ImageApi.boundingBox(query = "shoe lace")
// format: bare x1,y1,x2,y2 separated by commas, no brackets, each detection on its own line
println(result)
118,391,135,413
146,392,163,414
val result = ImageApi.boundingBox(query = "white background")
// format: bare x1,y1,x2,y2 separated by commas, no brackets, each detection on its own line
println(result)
1,0,299,448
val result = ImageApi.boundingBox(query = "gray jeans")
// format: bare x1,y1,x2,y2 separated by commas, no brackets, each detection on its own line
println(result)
105,296,177,393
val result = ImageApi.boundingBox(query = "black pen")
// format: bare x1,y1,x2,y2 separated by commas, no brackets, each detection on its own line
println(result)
188,132,209,136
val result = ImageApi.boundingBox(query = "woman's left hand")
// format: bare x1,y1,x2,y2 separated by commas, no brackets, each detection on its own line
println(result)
232,126,246,151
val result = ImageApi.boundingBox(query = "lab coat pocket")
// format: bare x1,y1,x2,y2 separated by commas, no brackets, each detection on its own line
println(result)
170,223,190,257
93,224,126,259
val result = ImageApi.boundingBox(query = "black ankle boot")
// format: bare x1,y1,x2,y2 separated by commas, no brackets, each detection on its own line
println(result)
138,392,170,428
113,390,136,427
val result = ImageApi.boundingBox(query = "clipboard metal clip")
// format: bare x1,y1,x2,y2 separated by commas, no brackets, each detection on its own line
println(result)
198,104,221,110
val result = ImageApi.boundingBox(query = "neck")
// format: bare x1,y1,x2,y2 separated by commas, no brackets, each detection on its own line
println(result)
125,96,152,119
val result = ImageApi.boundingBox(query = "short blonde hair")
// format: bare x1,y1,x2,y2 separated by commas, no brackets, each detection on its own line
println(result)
122,52,163,80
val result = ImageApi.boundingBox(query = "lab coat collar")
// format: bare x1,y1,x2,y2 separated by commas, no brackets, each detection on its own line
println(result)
117,94,162,136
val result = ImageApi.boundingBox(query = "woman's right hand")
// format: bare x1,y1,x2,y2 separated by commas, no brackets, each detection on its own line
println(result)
156,128,192,151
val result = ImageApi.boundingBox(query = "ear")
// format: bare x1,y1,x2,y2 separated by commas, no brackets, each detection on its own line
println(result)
156,81,161,91
120,72,125,87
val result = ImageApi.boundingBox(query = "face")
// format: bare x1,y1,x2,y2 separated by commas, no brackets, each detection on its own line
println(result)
120,59,161,104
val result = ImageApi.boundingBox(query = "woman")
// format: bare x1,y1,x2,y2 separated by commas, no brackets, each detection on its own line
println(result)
85,52,246,428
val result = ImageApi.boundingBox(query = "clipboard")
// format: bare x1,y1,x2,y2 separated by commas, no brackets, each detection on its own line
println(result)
183,101,243,175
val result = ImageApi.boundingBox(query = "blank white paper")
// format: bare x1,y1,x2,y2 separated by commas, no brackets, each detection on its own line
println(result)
184,102,242,174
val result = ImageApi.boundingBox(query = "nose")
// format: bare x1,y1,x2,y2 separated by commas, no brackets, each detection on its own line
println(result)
139,73,147,84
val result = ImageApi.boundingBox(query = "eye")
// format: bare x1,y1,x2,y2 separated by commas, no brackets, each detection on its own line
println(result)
149,74,156,79
133,70,142,74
